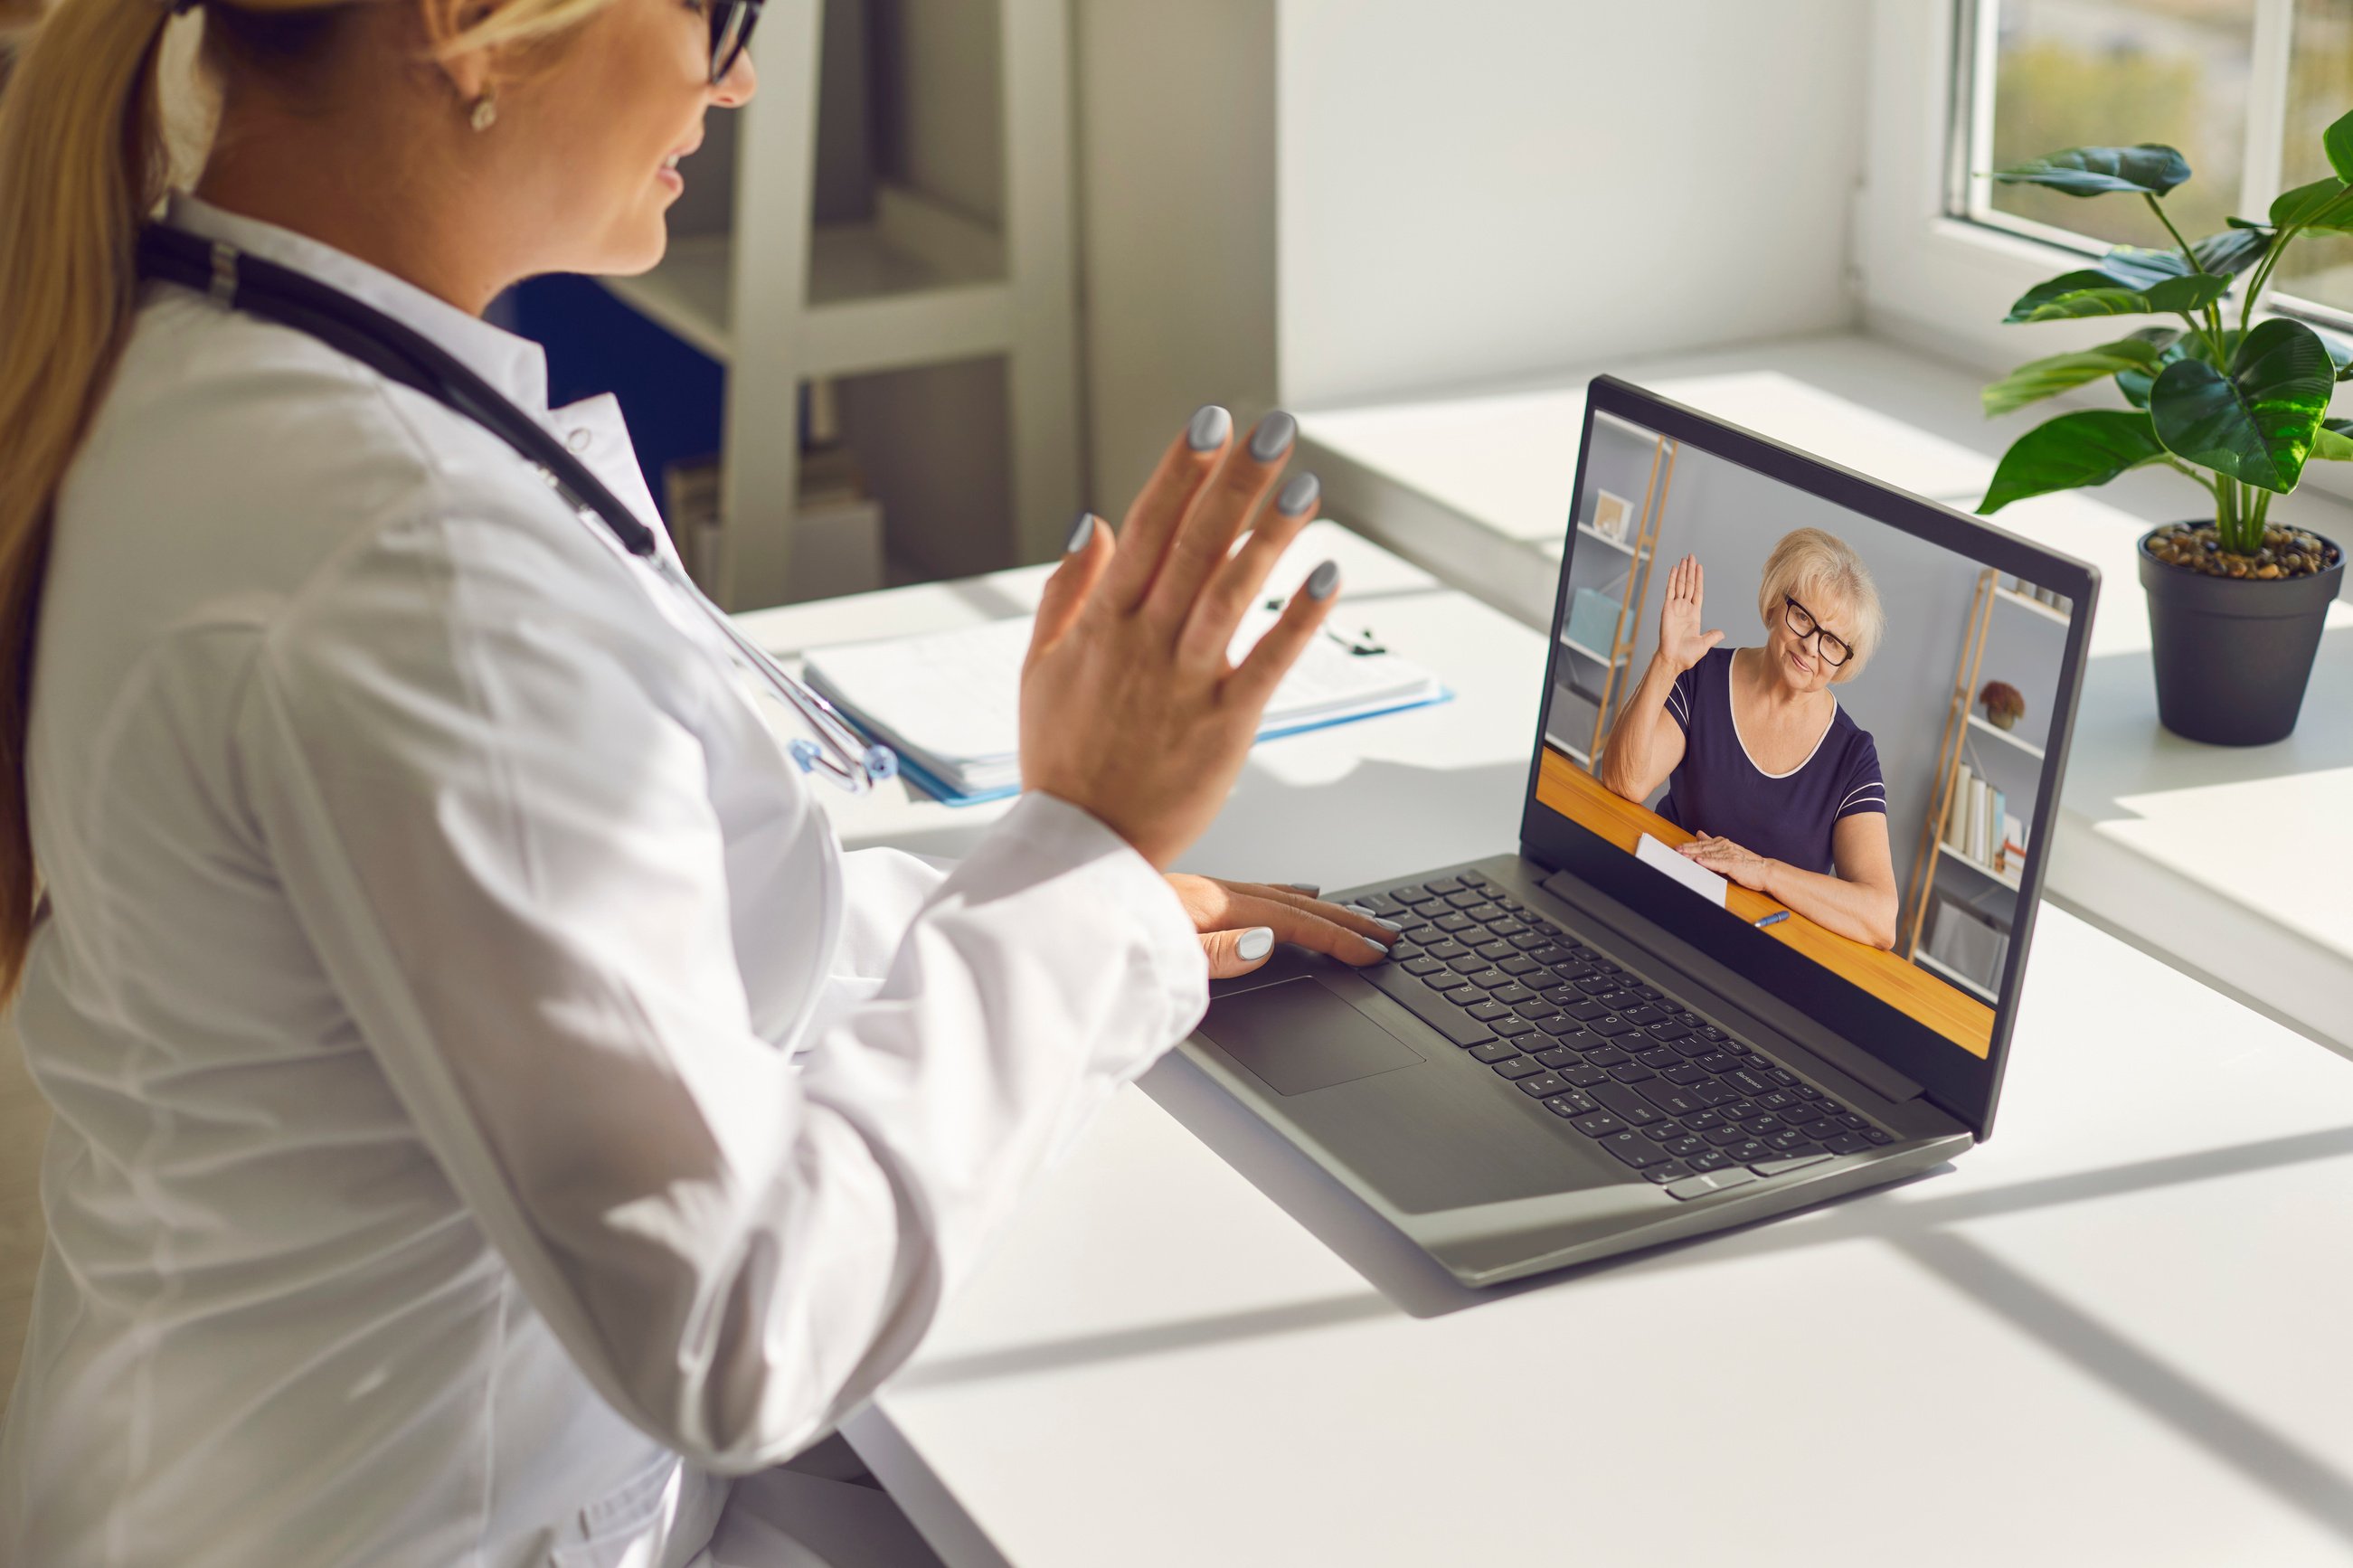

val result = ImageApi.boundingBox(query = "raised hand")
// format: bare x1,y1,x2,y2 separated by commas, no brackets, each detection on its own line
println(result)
1658,553,1724,673
1019,407,1337,871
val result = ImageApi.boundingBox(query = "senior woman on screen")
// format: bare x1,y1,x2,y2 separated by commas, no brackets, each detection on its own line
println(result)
1597,527,1900,949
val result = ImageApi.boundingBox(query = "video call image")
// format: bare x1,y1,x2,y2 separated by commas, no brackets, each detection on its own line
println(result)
1541,413,2076,1063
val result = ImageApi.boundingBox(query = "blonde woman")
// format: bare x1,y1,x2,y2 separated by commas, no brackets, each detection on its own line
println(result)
1597,528,1899,950
0,2,1401,1563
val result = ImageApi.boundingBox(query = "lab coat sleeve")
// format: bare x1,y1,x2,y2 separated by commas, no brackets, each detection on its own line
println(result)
235,503,1207,1474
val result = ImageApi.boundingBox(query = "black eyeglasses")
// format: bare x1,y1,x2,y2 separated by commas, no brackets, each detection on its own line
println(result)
1782,595,1853,667
708,0,762,84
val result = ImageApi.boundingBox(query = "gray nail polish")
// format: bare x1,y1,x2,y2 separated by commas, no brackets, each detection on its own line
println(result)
1355,933,1390,957
1237,927,1274,962
1248,410,1297,463
1285,883,1321,895
1063,512,1095,554
1187,404,1232,451
1276,472,1320,516
1306,560,1340,600
1368,917,1404,933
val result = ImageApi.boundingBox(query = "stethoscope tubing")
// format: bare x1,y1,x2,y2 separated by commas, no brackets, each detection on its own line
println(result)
132,225,895,794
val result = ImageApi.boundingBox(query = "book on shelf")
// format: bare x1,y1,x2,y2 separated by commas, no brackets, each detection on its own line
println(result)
1945,762,1972,852
1999,811,2026,875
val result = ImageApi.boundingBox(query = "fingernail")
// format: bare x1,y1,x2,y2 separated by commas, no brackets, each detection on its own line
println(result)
1285,883,1321,895
1367,916,1404,933
1276,472,1320,516
1248,410,1297,462
1236,927,1274,963
1306,560,1340,600
1187,404,1232,451
1063,512,1096,554
1353,934,1389,959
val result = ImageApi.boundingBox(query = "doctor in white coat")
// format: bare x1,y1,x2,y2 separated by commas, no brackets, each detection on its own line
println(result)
0,0,1401,1563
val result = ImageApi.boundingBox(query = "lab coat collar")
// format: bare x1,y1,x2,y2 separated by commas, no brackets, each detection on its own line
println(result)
163,191,554,417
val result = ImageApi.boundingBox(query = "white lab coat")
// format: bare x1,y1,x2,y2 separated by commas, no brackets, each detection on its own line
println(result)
0,194,1207,1568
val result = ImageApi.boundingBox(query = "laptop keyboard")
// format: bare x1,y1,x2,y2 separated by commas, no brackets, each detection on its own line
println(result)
1354,871,1895,1201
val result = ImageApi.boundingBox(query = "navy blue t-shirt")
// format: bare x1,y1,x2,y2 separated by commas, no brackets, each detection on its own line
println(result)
1656,647,1885,876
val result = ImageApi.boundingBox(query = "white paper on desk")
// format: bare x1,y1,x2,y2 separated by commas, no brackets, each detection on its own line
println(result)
799,607,1442,798
1635,833,1727,907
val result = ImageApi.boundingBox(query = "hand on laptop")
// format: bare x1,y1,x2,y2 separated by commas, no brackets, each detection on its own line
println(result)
1021,405,1337,870
1166,875,1400,978
1659,553,1725,673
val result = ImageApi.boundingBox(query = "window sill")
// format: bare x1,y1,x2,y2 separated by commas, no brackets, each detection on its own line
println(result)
1297,330,2353,1055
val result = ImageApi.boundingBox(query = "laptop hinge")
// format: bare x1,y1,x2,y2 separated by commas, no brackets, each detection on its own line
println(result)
1535,865,1928,1108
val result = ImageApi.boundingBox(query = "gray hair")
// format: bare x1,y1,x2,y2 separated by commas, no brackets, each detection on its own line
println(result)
1756,527,1884,682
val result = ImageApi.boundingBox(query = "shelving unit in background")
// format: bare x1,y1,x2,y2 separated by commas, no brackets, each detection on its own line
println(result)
1904,567,2069,997
600,0,1083,609
1549,420,1674,769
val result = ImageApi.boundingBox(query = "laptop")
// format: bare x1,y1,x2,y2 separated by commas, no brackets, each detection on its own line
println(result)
1181,376,2098,1287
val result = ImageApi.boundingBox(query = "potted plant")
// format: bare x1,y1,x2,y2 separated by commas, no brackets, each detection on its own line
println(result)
1979,680,2026,732
1977,123,2351,745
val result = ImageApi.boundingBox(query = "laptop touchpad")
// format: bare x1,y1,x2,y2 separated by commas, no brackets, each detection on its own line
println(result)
1198,976,1425,1096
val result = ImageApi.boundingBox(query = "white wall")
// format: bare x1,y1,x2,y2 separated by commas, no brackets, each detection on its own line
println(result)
1275,0,1875,410
1073,0,1280,514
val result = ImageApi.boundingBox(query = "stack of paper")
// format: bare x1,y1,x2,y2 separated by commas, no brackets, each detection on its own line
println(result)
800,608,1448,803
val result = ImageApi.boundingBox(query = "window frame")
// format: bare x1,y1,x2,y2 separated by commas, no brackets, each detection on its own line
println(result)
1858,0,2353,501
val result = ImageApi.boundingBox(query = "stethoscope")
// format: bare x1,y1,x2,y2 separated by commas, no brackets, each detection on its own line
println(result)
135,224,898,795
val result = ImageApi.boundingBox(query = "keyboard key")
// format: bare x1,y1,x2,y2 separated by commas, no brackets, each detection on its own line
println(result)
1575,976,1617,996
1742,1053,1772,1072
1426,972,1472,992
1647,1021,1693,1043
1424,877,1465,894
1664,1134,1709,1159
1741,1115,1785,1136
1766,1129,1810,1150
1698,1025,1725,1041
1606,1064,1656,1084
1493,1057,1546,1081
1518,1072,1571,1100
1464,1001,1509,1023
1434,913,1474,933
1590,1082,1663,1124
1690,1081,1738,1108
1466,970,1515,991
1458,871,1490,885
1634,1082,1706,1119
1865,1129,1894,1145
1664,1166,1756,1200
1507,933,1550,951
1837,1114,1868,1130
1426,940,1469,961
1357,967,1495,1046
1561,998,1609,1023
1722,1100,1760,1121
1534,1046,1583,1071
1446,953,1489,973
1660,1063,1709,1087
1590,1017,1640,1037
1727,1070,1772,1095
1824,1131,1871,1155
1685,1110,1727,1131
1756,1091,1798,1111
1599,1132,1668,1169
1536,1015,1587,1037
1670,1037,1715,1060
1621,1006,1668,1027
1687,1149,1734,1172
1514,1001,1564,1022
1463,903,1506,923
1787,1100,1832,1125
1490,984,1536,1006
1725,1139,1773,1165
1443,891,1485,909
1498,955,1543,977
1632,1044,1677,1068
1644,1160,1696,1185
1696,1053,1738,1074
1469,1040,1520,1063
1543,1091,1601,1118
1475,940,1515,962
1635,986,1662,1002
1400,958,1441,977
1494,1017,1538,1038
1702,1126,1747,1148
1768,1068,1799,1086
1583,1045,1630,1069
1752,1153,1832,1177
1571,1111,1627,1138
1564,1065,1609,1088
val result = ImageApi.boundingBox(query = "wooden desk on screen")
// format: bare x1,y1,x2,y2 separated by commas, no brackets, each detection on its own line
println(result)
1536,749,1994,1058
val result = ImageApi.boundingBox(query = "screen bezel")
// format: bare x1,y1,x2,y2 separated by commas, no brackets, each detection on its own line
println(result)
1517,376,2100,1140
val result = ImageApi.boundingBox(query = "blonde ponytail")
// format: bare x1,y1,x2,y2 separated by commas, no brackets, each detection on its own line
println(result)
0,0,180,1000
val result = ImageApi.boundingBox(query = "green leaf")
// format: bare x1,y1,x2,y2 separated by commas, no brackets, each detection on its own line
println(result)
2005,269,2231,323
2270,176,2353,234
2188,226,2271,278
1979,410,2169,514
2327,109,2353,186
2310,420,2353,462
1990,144,2191,197
1983,338,2167,417
2116,327,2241,408
2149,317,2336,493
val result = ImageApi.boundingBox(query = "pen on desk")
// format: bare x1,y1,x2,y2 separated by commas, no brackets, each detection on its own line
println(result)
1753,911,1790,929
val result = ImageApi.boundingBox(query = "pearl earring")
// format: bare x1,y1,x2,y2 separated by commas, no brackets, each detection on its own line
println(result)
469,93,497,133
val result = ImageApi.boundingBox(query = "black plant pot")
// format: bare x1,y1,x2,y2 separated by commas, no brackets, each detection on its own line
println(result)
2138,524,2346,746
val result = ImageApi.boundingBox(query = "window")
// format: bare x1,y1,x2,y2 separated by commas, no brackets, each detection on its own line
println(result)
1951,0,2353,324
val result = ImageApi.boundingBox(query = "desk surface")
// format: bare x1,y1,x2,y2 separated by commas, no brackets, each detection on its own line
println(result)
743,524,2353,1568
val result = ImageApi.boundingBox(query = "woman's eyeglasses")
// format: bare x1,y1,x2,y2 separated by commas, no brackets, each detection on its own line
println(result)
1782,595,1853,667
708,0,762,84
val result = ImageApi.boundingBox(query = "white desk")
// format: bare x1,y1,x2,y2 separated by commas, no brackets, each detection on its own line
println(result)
741,523,2353,1568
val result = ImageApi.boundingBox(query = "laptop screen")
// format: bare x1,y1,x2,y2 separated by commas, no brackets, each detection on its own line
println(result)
1520,379,2097,1138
